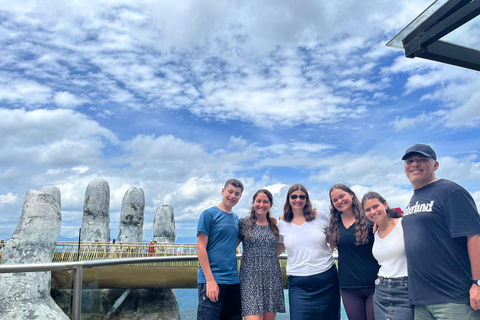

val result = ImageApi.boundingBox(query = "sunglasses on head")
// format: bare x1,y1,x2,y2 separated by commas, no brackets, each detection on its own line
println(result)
290,194,307,200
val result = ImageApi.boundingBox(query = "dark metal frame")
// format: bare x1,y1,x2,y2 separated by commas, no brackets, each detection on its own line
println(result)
399,0,480,71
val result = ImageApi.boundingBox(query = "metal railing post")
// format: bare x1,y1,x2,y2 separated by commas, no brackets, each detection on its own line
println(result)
72,266,84,320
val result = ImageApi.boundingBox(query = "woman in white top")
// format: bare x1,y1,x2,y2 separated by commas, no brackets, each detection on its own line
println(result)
277,184,340,320
362,191,413,320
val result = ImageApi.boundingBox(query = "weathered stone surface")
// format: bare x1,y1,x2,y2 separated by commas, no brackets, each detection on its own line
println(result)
118,187,145,243
153,204,176,243
53,288,180,320
0,188,69,320
41,185,61,207
107,288,180,320
81,178,110,242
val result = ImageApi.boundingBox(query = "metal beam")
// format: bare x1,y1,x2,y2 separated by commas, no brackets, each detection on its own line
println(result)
405,0,480,58
72,267,84,320
402,0,470,48
413,40,480,71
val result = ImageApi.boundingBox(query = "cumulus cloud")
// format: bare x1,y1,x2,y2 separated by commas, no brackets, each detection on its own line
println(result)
0,0,450,129
0,108,118,167
0,74,52,106
54,91,86,108
2,0,480,238
391,112,439,131
310,153,409,187
0,193,17,204
436,155,480,182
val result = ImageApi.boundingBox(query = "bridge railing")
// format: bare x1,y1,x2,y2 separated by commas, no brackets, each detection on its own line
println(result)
0,255,209,320
53,242,202,262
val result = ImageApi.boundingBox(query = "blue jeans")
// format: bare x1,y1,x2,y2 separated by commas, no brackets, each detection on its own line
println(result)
374,276,414,320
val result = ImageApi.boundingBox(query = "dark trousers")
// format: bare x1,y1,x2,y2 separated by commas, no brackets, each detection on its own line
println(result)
288,265,341,320
197,283,241,320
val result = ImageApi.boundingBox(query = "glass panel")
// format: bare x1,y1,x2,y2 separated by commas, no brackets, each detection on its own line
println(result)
51,269,74,317
386,0,449,48
440,14,480,50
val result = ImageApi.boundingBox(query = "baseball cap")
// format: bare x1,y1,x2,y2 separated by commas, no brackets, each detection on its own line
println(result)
401,144,437,160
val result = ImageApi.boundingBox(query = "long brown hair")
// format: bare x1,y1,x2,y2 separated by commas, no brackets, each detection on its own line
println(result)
246,189,279,239
361,191,402,219
327,184,369,249
283,184,316,223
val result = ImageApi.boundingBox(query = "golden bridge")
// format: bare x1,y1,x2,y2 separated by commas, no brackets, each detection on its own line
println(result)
1,241,289,290
0,241,337,320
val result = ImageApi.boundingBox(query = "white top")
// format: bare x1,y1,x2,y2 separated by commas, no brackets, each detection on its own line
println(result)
278,210,334,276
373,217,408,278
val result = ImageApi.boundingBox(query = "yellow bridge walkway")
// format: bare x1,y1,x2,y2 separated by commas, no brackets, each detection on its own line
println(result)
0,241,289,289
1,242,338,289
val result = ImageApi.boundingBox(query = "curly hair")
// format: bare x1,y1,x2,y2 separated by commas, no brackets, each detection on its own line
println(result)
361,191,402,219
283,184,316,223
327,184,370,249
246,189,279,239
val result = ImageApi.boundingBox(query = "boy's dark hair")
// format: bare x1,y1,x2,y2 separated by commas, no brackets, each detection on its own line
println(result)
224,179,244,192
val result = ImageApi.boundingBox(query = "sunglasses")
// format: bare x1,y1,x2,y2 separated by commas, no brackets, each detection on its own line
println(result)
290,194,307,200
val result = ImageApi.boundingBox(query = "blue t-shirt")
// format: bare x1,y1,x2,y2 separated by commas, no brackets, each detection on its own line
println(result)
197,206,240,284
403,179,480,305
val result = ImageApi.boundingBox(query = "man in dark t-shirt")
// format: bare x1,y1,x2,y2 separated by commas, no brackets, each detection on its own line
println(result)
401,144,480,319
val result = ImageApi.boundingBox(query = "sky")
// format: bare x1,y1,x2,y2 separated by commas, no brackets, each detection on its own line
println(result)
1,0,480,240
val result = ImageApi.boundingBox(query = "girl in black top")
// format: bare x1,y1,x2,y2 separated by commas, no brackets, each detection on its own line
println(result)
327,184,379,320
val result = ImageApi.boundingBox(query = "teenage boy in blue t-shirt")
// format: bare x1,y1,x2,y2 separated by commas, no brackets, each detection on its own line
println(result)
196,179,244,320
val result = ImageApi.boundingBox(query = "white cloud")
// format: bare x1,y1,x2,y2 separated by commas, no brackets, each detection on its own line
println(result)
310,153,409,187
2,0,480,239
54,91,85,108
0,108,118,167
0,75,52,105
391,112,438,131
0,0,447,129
437,155,480,182
0,193,18,204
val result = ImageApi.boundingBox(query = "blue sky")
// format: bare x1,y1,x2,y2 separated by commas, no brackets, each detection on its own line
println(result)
1,0,480,239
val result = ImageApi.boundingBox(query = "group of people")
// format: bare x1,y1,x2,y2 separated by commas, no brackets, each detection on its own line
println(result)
196,144,480,320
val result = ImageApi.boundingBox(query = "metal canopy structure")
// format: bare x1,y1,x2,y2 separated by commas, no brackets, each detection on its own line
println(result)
387,0,480,71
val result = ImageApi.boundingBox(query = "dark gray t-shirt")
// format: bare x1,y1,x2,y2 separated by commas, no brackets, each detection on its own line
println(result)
403,179,480,305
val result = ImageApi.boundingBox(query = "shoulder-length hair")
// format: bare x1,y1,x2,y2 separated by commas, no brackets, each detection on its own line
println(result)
246,189,279,239
361,191,402,219
283,184,316,223
327,184,369,249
